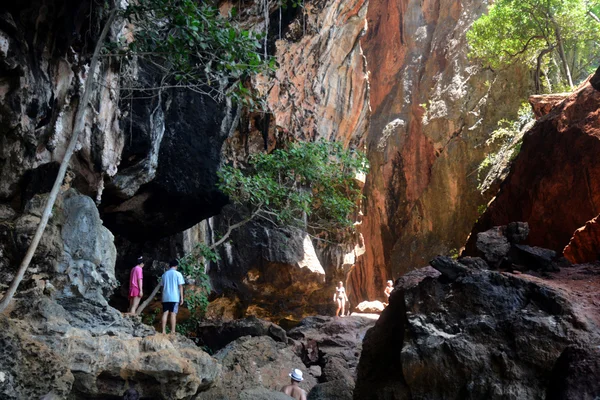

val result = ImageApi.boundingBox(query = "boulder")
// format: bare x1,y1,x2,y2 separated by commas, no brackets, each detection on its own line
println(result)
195,316,288,353
287,314,376,393
308,379,353,400
475,226,510,268
198,336,317,399
509,244,559,272
355,301,385,313
546,346,600,400
5,297,217,400
0,317,73,399
468,76,600,256
563,214,600,264
528,93,569,119
457,256,489,270
240,388,295,400
505,221,530,244
355,267,598,400
430,256,470,281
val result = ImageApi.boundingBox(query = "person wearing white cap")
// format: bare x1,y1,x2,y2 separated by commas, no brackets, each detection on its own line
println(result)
281,368,307,400
383,279,394,306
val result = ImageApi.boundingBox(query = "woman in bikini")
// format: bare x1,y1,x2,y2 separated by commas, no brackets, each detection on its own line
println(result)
333,281,349,317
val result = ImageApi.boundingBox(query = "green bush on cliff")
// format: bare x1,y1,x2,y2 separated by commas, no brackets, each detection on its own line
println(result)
467,0,600,93
115,0,274,105
218,140,369,235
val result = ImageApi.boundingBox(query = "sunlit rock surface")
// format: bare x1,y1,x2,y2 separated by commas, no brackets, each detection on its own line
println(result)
563,214,600,264
350,0,529,303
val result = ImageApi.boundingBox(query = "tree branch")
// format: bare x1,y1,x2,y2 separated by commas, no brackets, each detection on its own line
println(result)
0,7,119,312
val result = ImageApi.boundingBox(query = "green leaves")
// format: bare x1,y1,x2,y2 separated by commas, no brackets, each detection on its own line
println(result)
217,140,369,234
122,0,274,102
467,0,600,91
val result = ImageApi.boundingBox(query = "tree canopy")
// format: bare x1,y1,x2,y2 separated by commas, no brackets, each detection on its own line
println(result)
467,0,600,93
119,0,273,104
218,140,368,235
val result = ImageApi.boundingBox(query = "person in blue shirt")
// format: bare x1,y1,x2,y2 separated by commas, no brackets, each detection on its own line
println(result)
161,259,185,334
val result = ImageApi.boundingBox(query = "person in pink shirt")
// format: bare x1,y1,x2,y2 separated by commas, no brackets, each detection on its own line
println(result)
127,256,144,314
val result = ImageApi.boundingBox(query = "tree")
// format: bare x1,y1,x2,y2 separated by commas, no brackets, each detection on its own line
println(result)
218,140,368,234
467,0,600,93
135,140,369,316
0,0,269,313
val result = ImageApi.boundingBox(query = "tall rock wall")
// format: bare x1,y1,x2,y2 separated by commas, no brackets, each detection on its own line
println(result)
349,0,529,302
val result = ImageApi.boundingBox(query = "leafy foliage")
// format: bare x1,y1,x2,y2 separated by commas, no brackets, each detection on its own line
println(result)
467,0,600,92
477,103,533,190
115,0,274,104
217,140,369,234
177,243,217,317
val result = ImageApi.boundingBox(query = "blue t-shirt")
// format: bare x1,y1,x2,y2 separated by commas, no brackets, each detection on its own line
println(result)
161,269,185,302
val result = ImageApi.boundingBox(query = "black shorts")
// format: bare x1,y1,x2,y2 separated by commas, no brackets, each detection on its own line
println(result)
162,302,179,313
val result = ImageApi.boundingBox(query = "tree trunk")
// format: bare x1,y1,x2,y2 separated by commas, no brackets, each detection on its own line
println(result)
551,18,574,89
535,46,553,94
0,8,118,313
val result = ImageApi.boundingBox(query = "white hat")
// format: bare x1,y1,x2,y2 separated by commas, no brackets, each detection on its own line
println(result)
289,369,304,382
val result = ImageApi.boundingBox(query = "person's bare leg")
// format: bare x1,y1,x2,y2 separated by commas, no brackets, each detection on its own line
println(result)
336,300,341,317
161,311,168,334
340,299,346,317
127,297,133,314
170,312,177,334
130,296,141,314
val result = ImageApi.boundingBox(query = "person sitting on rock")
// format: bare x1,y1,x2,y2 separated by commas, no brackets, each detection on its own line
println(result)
127,256,144,314
333,281,349,317
383,280,393,305
281,368,307,400
161,259,185,334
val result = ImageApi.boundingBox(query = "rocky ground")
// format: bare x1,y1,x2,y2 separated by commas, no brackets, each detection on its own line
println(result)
1,296,376,399
354,223,600,400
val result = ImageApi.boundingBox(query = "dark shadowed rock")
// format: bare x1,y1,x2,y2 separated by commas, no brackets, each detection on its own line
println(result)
475,226,510,268
321,355,355,385
430,256,470,281
510,244,558,272
457,256,489,270
506,221,530,244
308,379,354,400
546,345,600,400
354,267,598,400
195,316,287,353
591,65,600,91
395,266,441,291
239,388,295,400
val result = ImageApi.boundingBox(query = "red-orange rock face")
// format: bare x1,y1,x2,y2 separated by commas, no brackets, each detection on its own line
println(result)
564,215,600,264
350,0,528,302
468,78,600,254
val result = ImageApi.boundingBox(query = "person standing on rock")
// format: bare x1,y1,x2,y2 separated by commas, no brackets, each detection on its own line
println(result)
127,256,144,314
383,280,393,306
333,281,349,317
161,259,185,334
281,368,307,400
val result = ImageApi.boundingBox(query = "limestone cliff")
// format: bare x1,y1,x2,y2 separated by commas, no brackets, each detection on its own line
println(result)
349,0,529,303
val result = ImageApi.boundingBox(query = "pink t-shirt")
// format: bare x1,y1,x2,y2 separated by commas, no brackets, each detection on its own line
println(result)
129,265,143,292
